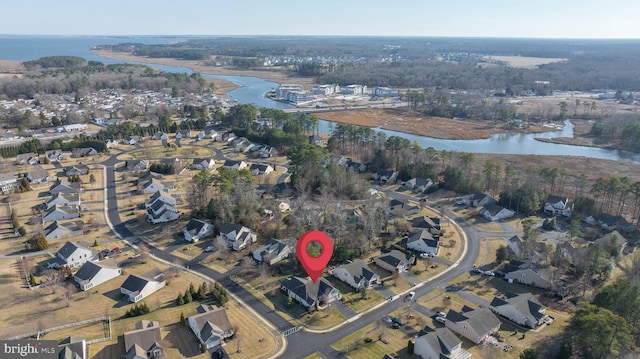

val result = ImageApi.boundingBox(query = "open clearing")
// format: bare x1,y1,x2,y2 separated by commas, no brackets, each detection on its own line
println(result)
482,55,567,68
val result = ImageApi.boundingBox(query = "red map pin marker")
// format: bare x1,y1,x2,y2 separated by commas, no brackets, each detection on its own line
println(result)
296,230,333,284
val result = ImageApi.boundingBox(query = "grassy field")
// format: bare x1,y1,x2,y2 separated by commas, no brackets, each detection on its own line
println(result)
482,55,567,69
325,276,385,313
473,237,506,268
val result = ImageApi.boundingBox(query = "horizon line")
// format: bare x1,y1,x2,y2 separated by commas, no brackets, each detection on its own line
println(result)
1,33,640,41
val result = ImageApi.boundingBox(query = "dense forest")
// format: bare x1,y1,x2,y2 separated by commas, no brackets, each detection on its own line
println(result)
98,37,640,91
0,56,207,99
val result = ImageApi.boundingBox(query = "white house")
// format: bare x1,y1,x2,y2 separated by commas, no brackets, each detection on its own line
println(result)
219,223,257,250
222,159,247,171
445,307,501,344
249,163,274,176
332,261,380,289
406,229,439,255
481,204,515,221
141,178,166,194
252,238,291,265
26,167,53,184
414,327,472,359
123,320,163,359
120,273,166,302
145,190,176,208
0,173,19,192
74,258,121,291
47,241,95,269
374,250,411,273
280,276,340,309
16,152,39,165
490,292,548,328
402,177,433,193
188,305,234,350
43,204,80,224
190,158,216,170
544,194,572,217
44,220,83,240
183,218,215,242
146,199,179,224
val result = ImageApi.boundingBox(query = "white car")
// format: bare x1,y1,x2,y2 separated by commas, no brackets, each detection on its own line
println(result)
420,252,434,258
405,291,416,301
483,270,495,276
435,316,447,324
436,311,446,318
204,246,214,252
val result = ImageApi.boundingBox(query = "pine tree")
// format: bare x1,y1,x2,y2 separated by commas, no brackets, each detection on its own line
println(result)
28,273,36,287
189,282,196,296
176,294,185,306
184,289,192,303
180,312,185,325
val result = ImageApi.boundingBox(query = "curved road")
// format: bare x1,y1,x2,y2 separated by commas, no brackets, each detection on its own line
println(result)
101,151,481,358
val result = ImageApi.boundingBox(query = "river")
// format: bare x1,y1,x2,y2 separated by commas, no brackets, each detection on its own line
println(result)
2,35,639,162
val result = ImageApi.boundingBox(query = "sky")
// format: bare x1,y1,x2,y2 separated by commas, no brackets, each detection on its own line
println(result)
1,0,639,39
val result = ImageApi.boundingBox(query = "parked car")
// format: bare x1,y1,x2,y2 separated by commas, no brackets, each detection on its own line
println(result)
471,268,483,274
436,311,446,318
101,249,110,256
404,291,416,302
420,252,434,258
112,247,121,253
204,246,214,252
391,317,403,328
435,316,447,324
483,270,495,276
382,315,392,324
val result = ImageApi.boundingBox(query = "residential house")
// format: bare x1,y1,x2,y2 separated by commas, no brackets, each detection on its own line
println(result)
74,258,121,291
586,213,636,233
145,195,179,224
142,178,166,194
138,171,163,186
280,276,340,309
49,179,82,194
58,336,87,359
252,238,291,265
373,169,398,184
123,135,144,145
222,160,247,171
374,250,411,273
120,273,166,302
146,190,176,209
64,164,89,176
406,229,439,255
219,223,257,250
332,261,380,289
445,306,501,344
188,305,234,350
47,241,95,269
27,166,53,183
463,192,495,207
43,204,80,223
151,132,168,141
233,137,254,153
46,192,81,209
44,150,65,162
123,320,163,359
73,147,98,158
504,266,553,289
414,327,472,359
219,132,237,142
402,177,433,193
544,194,572,217
594,230,627,255
0,173,19,192
44,220,83,240
389,199,406,214
176,129,191,140
106,139,119,148
249,163,274,176
481,203,515,222
411,216,442,235
258,146,273,158
189,158,216,170
337,157,366,173
126,159,149,172
308,135,326,146
183,218,215,242
490,292,548,328
16,152,38,165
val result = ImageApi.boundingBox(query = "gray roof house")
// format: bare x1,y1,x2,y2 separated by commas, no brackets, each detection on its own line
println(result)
586,213,636,233
249,163,274,176
16,152,38,165
445,306,501,344
414,327,472,359
402,177,433,193
183,218,215,242
374,250,411,273
481,203,515,222
123,320,163,359
47,241,95,269
43,204,80,224
463,192,495,207
26,166,53,184
46,192,81,209
44,220,83,240
187,305,234,350
544,194,572,217
219,223,257,251
126,159,149,172
280,276,340,309
142,178,166,194
490,292,548,328
64,164,89,176
406,229,439,255
58,336,86,359
145,190,176,208
49,179,82,194
504,266,554,289
222,159,247,170
332,261,380,289
252,238,291,265
138,171,163,186
0,172,19,192
74,258,121,291
190,158,216,170
411,216,442,233
373,169,398,184
120,273,166,303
